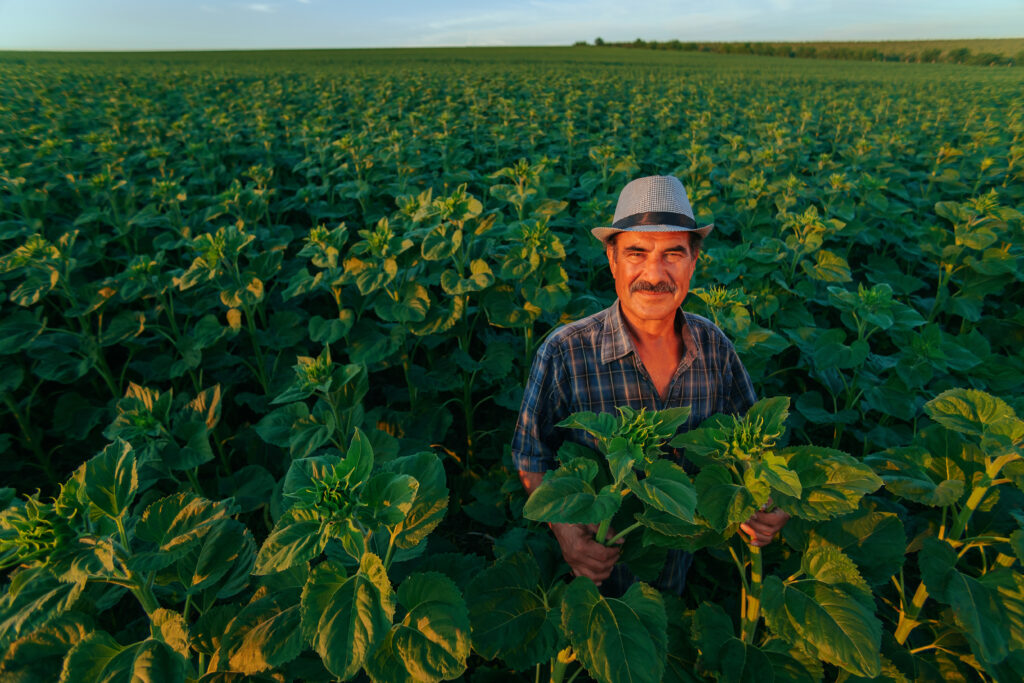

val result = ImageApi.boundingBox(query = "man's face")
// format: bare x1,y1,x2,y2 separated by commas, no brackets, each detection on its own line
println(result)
606,231,699,327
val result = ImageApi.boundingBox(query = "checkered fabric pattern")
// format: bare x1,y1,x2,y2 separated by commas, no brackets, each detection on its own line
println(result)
511,301,756,474
511,301,756,596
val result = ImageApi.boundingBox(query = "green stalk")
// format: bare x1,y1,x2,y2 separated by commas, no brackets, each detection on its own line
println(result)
895,476,999,644
241,302,269,392
185,467,205,496
129,581,160,616
742,544,763,644
595,517,612,546
382,528,398,570
607,521,643,545
3,394,55,484
549,648,575,683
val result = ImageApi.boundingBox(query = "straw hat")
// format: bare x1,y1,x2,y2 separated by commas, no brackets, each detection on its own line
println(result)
592,175,713,243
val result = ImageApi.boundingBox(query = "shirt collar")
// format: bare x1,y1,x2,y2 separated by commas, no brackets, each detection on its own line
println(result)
600,300,701,369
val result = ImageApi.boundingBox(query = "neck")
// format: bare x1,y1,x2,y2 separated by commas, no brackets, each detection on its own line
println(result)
619,306,683,350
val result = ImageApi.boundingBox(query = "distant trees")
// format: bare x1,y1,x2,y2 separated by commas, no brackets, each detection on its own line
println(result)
573,38,1020,67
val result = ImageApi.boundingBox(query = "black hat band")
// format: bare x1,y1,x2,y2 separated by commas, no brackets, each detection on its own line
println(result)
612,211,697,230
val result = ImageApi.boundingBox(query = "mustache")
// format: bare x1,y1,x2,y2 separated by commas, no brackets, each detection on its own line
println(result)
630,280,677,294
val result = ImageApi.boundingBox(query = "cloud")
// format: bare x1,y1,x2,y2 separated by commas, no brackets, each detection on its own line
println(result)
245,3,274,12
425,12,517,31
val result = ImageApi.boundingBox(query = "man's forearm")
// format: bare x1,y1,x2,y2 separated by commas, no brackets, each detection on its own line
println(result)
518,469,544,496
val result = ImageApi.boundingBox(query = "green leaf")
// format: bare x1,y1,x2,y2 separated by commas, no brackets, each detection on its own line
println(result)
760,638,824,683
309,312,354,344
344,427,376,488
523,459,621,525
288,416,332,459
253,403,308,448
175,518,255,598
1,612,92,681
150,608,190,659
926,388,1023,443
556,411,618,440
379,452,449,550
466,553,559,671
301,555,394,680
253,507,326,575
374,282,430,323
361,472,418,526
0,570,85,652
217,590,304,675
761,576,881,678
638,509,725,551
630,459,696,522
785,508,906,586
695,464,756,532
691,601,735,671
58,630,127,683
0,309,45,354
133,493,234,570
561,578,667,683
83,440,138,520
99,310,145,347
918,537,1023,666
774,447,882,521
440,259,494,295
864,447,965,507
1011,530,1024,565
754,459,803,500
421,223,462,260
800,541,870,598
803,249,852,282
717,638,776,683
365,572,470,683
131,638,188,682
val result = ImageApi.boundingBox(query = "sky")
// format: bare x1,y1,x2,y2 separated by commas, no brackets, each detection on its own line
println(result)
0,0,1020,51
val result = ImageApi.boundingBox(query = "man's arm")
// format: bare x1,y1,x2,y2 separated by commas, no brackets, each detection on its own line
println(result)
518,470,621,585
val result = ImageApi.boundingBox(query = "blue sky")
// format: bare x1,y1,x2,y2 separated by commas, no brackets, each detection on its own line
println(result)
0,0,1020,51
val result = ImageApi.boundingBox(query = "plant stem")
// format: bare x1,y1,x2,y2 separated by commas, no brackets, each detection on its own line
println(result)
742,544,763,644
3,394,55,484
607,521,643,545
896,479,996,644
383,529,398,569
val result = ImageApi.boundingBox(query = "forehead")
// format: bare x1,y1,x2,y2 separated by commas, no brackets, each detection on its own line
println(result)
610,231,693,251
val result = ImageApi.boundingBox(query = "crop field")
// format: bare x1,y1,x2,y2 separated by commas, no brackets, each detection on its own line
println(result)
1,47,1022,681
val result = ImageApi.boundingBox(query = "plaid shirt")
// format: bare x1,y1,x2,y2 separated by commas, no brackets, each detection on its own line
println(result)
512,301,756,473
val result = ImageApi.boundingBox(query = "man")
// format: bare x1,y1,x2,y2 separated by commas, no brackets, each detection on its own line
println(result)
511,175,789,592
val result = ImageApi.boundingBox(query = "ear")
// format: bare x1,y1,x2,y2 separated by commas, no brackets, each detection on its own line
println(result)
605,237,616,268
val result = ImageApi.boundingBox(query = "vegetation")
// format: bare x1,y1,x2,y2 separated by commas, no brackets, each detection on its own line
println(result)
587,37,1024,66
0,47,1022,681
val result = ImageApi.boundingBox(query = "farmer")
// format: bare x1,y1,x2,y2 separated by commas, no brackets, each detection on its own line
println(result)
511,175,789,594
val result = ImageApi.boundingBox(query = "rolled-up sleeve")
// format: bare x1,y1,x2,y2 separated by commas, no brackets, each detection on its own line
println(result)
511,339,570,473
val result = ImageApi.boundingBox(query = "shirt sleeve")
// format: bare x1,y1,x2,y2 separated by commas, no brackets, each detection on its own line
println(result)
510,337,571,473
724,342,758,417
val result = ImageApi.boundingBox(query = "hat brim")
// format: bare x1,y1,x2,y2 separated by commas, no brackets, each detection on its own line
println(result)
591,223,714,244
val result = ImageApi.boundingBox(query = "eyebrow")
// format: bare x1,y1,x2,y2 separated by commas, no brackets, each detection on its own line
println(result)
622,243,691,255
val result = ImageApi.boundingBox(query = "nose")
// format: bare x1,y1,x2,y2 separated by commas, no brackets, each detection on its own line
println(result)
643,255,669,283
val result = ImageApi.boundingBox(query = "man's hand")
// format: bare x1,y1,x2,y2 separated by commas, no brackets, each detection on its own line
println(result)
549,522,622,585
739,506,790,547
519,470,622,584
